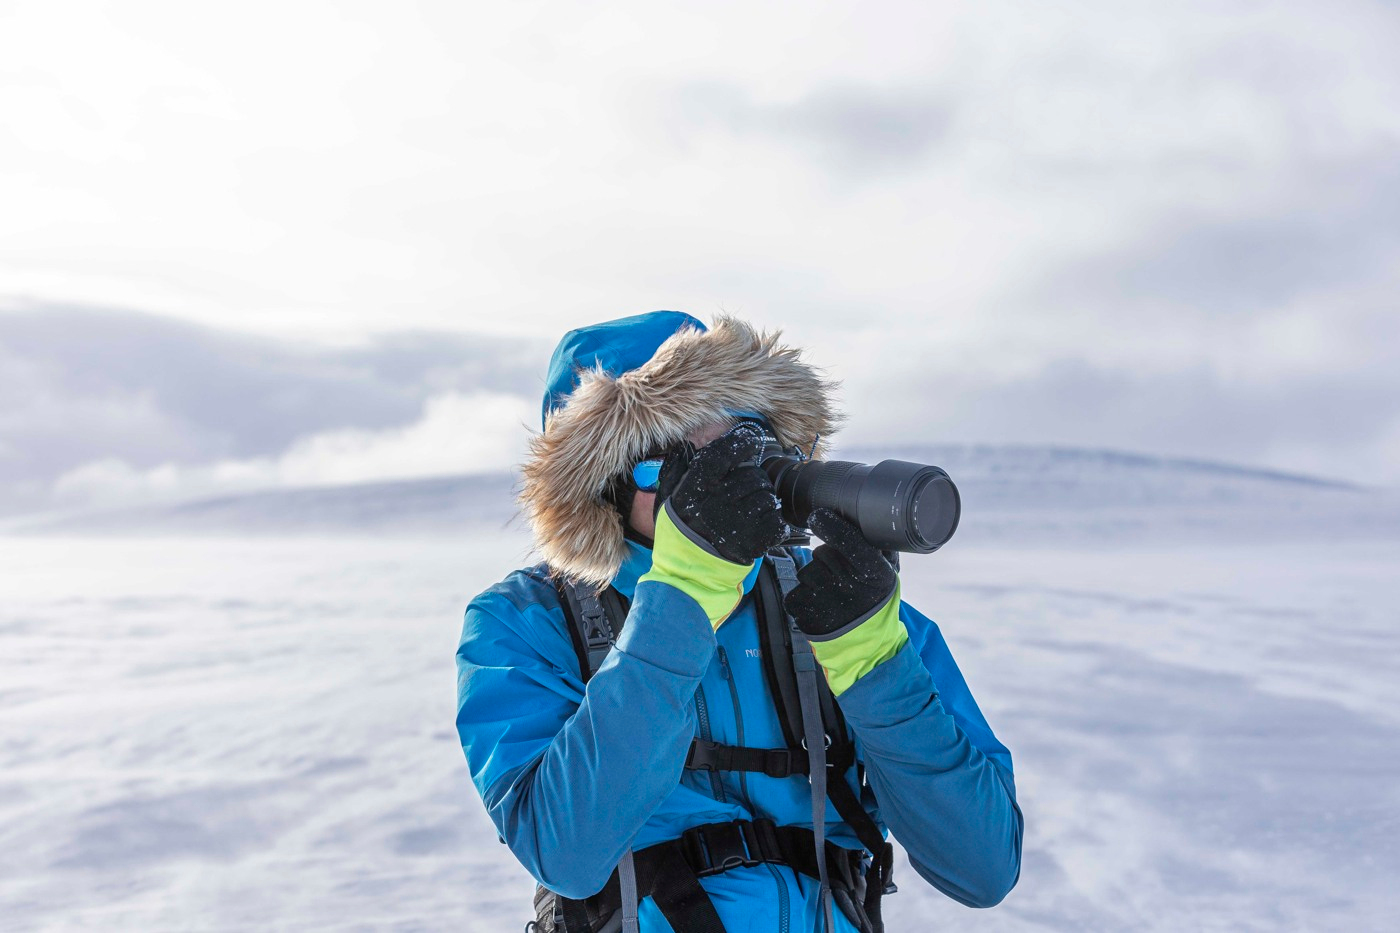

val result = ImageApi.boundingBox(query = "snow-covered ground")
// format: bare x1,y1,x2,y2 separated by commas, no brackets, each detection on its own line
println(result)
3,451,1398,931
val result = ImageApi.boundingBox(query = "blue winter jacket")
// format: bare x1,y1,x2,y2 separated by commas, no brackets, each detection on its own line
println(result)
456,540,1022,931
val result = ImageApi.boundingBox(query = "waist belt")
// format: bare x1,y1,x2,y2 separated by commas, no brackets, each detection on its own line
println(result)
533,818,874,933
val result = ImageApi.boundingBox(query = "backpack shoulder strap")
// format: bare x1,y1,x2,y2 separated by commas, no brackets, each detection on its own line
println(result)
553,573,630,684
754,556,804,749
756,550,856,758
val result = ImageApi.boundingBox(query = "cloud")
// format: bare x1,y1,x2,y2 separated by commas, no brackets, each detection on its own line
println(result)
798,115,1400,485
3,1,1399,491
662,81,953,176
857,142,1399,484
0,304,543,513
1037,150,1400,317
49,390,534,511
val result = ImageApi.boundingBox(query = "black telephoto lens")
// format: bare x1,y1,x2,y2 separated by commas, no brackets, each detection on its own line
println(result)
761,448,960,554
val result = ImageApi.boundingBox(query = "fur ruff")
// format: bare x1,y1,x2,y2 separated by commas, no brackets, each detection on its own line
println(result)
520,316,841,587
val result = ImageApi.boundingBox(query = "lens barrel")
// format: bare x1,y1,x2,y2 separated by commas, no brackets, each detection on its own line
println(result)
761,451,960,554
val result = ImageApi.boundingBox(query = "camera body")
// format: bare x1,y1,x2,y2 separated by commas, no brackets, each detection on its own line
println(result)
737,421,961,554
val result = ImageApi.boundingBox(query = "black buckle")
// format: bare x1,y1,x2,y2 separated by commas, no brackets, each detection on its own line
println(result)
576,590,613,650
687,820,779,878
685,739,725,772
698,822,754,876
581,614,612,651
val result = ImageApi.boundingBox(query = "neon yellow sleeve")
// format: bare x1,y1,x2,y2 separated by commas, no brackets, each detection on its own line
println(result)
807,586,909,695
638,502,753,630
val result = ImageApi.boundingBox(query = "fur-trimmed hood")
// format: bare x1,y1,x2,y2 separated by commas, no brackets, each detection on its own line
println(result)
520,315,841,587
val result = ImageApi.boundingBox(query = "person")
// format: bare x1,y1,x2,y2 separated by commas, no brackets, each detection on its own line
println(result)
455,311,1022,933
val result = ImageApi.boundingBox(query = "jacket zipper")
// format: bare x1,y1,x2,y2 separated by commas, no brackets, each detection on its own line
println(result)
693,685,726,802
716,647,750,804
718,644,789,933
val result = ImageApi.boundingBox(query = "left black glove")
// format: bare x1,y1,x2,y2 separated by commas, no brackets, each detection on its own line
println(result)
784,508,898,639
652,422,787,565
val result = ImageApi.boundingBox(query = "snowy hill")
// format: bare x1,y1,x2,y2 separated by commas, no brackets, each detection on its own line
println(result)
16,445,1398,544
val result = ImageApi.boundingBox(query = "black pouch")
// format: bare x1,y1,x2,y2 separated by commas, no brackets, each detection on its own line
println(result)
530,884,620,933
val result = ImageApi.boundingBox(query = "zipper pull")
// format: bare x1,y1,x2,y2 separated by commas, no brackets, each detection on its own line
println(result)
716,646,732,680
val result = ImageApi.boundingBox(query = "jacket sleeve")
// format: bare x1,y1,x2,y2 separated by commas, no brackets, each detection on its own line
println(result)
455,577,717,899
835,601,1023,908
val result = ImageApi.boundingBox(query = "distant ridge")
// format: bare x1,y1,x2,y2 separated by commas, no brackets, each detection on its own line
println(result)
851,442,1355,487
15,472,520,537
12,445,1397,544
837,443,1359,490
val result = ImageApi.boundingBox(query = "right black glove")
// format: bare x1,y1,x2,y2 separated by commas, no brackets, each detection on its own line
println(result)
653,422,787,564
783,508,898,638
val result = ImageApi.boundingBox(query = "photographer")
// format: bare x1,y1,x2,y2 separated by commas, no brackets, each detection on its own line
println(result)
455,312,1022,932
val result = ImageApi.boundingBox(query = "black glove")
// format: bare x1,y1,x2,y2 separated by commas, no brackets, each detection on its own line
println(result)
654,422,787,564
784,508,897,638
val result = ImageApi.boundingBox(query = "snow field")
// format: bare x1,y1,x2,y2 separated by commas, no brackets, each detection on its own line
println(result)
1,528,1397,931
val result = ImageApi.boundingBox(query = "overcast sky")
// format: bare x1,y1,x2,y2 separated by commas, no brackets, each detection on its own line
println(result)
2,0,1398,514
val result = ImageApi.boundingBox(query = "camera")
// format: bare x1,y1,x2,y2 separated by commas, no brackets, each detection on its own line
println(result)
734,420,961,554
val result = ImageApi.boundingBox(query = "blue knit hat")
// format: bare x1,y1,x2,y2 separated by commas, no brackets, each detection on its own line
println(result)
541,311,707,429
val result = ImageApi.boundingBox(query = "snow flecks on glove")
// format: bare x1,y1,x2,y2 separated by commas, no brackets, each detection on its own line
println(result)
655,423,788,565
784,508,897,638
